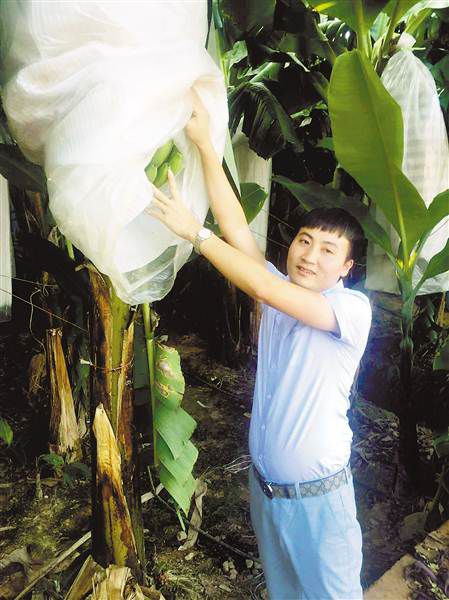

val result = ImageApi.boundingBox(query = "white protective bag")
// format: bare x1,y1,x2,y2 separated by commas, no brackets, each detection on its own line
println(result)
0,1,228,304
0,175,12,322
233,129,271,255
366,33,449,294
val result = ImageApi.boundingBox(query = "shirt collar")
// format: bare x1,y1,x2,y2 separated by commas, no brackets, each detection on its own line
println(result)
287,275,345,294
322,278,345,295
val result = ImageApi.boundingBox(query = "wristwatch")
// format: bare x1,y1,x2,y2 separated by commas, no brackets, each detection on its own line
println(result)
193,227,213,254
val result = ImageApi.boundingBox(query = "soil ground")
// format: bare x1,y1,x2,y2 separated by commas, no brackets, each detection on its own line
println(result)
0,315,438,599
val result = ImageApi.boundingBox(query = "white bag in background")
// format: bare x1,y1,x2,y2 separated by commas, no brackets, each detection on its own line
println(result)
0,175,12,322
1,1,228,304
232,129,271,254
366,33,449,294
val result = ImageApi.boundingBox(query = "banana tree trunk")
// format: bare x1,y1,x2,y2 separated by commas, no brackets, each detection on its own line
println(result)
398,309,420,480
45,327,82,462
88,270,145,581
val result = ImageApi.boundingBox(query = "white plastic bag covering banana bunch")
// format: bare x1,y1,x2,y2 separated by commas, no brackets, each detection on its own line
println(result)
0,175,12,322
366,33,449,294
0,1,227,304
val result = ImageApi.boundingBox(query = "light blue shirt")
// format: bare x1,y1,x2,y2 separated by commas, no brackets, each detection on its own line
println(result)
249,261,372,483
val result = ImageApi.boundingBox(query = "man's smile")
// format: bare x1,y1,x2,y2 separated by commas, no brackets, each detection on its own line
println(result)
296,265,316,276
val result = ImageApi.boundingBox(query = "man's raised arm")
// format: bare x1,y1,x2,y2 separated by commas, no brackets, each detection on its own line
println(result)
186,90,266,266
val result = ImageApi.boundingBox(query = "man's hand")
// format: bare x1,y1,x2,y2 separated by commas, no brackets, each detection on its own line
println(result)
146,170,202,243
185,88,212,150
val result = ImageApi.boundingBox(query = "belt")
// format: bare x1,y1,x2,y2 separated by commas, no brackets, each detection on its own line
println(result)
253,464,351,500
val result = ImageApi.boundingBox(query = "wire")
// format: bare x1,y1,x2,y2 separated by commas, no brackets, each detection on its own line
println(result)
0,273,59,289
0,286,88,332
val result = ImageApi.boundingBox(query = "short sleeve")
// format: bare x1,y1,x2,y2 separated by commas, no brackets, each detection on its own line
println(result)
325,289,372,351
262,261,288,311
266,260,287,280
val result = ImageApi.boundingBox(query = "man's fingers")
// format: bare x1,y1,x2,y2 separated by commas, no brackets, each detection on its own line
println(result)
190,87,206,114
152,186,170,204
145,206,160,219
150,196,167,212
167,169,182,202
145,198,166,219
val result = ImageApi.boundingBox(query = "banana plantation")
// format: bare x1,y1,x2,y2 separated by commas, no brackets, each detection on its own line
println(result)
1,1,449,599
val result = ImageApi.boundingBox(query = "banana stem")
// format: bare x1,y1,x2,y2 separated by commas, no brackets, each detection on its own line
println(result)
405,8,432,36
354,0,370,59
65,238,75,260
142,303,158,466
379,0,400,62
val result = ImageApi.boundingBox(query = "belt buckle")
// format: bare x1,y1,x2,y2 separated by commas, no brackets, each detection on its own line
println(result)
262,481,274,499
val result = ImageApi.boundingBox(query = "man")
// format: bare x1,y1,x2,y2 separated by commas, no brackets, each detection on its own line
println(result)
147,92,372,600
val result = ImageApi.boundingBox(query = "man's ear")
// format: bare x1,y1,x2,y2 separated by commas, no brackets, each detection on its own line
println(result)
342,258,354,277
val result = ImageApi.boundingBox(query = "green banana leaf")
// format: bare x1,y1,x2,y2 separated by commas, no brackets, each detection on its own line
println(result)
205,181,268,235
153,341,198,514
240,182,268,223
218,0,276,45
273,0,337,64
433,336,449,371
229,80,301,159
426,190,449,235
273,176,394,258
328,49,428,257
308,0,390,32
159,466,197,514
383,0,425,27
0,417,13,446
432,429,449,458
418,238,449,285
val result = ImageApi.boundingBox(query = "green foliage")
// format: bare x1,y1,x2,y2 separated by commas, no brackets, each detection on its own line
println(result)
240,182,269,223
383,0,426,28
229,80,301,159
39,452,65,474
308,0,391,32
328,49,428,258
433,335,449,370
219,1,336,160
273,176,395,257
140,306,199,516
429,55,449,111
420,239,449,284
274,0,336,62
153,342,198,515
205,180,267,236
433,430,449,458
0,417,13,446
62,461,91,487
218,0,276,46
319,18,355,53
38,452,90,487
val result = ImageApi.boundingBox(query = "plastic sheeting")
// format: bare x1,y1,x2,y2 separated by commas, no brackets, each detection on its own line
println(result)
366,33,449,294
1,1,228,304
233,129,271,254
0,175,12,322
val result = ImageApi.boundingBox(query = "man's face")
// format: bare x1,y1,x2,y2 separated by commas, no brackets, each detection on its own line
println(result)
286,227,354,292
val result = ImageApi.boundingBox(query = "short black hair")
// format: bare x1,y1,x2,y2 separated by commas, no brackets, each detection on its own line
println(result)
296,207,365,261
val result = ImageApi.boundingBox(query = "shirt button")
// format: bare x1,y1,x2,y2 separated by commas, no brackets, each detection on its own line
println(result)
267,393,272,400
261,424,266,431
